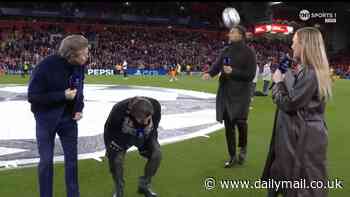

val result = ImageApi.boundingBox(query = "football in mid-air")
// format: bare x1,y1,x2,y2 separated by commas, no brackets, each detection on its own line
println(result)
222,7,240,29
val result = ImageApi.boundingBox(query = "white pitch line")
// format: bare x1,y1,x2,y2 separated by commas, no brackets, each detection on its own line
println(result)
0,84,222,170
0,123,224,169
0,147,28,156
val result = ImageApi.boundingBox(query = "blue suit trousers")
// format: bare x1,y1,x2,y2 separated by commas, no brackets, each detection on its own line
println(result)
36,113,79,197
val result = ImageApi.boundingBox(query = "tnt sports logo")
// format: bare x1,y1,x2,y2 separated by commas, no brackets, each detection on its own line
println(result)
299,9,337,23
299,9,311,21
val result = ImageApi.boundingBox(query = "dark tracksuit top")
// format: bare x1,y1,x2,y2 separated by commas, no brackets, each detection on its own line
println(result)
104,97,161,154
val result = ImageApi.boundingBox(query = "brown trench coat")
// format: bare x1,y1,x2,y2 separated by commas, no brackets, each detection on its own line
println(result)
262,67,329,197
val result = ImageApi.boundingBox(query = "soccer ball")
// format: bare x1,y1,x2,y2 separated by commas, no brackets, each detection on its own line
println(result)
222,7,240,29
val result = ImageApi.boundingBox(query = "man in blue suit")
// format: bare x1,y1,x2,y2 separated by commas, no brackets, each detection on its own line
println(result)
28,35,89,197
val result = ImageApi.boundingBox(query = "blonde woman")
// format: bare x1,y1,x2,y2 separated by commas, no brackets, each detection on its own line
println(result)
262,27,332,197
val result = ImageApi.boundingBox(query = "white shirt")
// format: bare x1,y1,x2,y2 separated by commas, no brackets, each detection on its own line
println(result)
177,64,181,73
262,62,272,81
253,66,260,83
123,61,128,69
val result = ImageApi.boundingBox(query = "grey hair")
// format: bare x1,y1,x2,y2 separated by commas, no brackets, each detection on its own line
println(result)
58,34,89,60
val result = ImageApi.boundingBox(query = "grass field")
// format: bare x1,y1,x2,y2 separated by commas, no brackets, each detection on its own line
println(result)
0,74,349,197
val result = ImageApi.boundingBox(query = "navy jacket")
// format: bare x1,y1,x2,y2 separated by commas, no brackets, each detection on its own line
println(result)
28,54,85,129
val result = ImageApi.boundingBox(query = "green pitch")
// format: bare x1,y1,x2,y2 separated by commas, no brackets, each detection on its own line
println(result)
0,74,348,196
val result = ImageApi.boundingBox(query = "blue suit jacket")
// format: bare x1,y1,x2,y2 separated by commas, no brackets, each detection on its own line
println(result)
27,54,85,130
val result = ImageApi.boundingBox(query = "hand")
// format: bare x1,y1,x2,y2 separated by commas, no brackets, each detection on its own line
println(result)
272,69,284,83
73,112,83,121
202,73,210,80
65,88,77,100
223,65,232,74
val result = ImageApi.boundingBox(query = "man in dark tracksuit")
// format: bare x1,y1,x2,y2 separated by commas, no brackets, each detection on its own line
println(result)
104,96,162,197
202,25,257,167
27,35,89,197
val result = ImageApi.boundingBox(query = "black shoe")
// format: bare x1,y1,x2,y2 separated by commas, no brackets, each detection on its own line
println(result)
224,157,237,168
238,147,247,165
112,192,122,197
138,176,158,197
138,187,158,197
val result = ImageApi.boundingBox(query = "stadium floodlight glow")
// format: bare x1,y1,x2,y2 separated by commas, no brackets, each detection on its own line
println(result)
287,26,294,34
266,25,272,32
254,24,293,35
269,2,283,6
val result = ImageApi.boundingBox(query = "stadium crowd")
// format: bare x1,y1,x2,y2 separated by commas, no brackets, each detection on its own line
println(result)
1,22,349,79
330,49,350,79
0,24,224,73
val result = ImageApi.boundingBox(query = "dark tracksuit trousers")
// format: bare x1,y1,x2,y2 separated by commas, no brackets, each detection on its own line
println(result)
36,112,79,197
104,97,162,197
263,80,270,95
223,110,248,158
106,137,161,197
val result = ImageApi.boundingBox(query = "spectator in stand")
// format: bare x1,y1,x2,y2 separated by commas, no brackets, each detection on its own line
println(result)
261,59,272,96
122,60,128,79
2,20,347,77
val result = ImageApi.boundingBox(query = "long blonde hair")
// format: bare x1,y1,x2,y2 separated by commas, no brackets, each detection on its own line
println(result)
296,27,332,101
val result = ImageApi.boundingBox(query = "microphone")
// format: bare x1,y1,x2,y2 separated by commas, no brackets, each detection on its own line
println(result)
277,54,293,74
223,57,230,65
69,72,81,90
136,128,145,138
269,54,294,90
